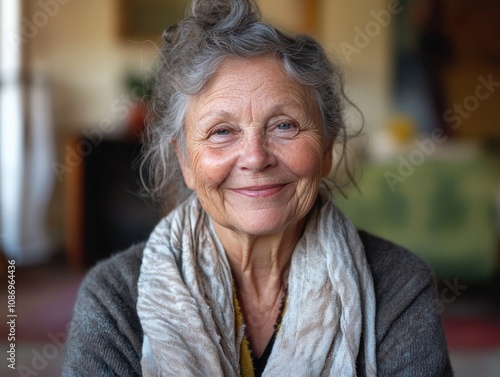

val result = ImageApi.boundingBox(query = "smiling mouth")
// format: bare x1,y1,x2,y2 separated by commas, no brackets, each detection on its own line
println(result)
231,184,287,198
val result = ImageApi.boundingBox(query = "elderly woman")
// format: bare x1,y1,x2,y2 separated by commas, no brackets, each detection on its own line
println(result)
63,0,453,376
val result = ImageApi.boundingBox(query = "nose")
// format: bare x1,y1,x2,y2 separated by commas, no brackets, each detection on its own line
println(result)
238,133,276,172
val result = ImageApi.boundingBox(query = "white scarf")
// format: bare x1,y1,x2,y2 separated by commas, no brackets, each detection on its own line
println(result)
137,189,377,376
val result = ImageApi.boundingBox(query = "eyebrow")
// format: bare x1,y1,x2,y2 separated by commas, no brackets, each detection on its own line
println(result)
197,110,236,124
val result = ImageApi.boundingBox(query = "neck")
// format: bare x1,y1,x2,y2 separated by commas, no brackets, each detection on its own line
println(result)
212,219,306,358
212,219,306,298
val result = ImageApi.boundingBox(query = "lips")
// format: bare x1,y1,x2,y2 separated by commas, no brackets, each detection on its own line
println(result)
231,184,287,198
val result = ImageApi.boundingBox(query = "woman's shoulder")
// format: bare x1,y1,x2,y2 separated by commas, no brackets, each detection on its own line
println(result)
63,244,146,376
344,228,446,375
358,231,453,376
82,242,145,300
358,230,434,288
358,230,439,329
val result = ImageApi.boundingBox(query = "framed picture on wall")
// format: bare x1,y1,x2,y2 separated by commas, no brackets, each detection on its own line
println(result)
120,0,189,40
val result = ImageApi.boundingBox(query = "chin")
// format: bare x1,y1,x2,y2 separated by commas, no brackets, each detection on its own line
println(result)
229,212,298,236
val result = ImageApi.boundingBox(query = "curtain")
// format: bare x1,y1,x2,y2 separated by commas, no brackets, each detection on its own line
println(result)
1,0,56,264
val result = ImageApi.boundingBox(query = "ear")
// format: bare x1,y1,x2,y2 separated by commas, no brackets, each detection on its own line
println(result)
173,139,195,190
321,141,333,177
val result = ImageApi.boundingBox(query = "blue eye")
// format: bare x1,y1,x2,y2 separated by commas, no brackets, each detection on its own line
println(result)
277,122,292,130
209,127,234,143
273,121,298,139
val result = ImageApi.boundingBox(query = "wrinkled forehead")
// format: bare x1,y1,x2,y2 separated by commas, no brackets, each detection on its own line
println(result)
186,55,320,122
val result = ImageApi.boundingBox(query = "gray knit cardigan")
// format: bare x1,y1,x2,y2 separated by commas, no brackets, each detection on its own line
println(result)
62,231,454,376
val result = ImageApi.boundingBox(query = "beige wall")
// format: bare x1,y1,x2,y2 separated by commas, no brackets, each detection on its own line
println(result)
257,0,305,32
27,0,158,133
320,0,393,133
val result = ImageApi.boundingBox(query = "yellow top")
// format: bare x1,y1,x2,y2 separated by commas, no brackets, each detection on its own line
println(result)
233,291,255,377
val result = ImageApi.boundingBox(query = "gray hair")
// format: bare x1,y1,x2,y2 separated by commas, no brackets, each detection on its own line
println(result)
141,0,360,212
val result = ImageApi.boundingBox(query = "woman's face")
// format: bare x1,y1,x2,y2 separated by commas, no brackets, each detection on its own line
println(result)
178,56,332,236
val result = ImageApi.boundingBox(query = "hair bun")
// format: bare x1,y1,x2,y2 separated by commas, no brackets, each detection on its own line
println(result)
189,0,259,31
162,25,178,43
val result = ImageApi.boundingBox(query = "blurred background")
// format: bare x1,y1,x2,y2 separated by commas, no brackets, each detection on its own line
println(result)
0,0,499,375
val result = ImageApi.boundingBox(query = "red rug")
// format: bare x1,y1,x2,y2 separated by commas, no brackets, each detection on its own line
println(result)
443,317,500,349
